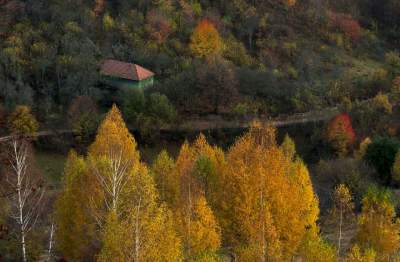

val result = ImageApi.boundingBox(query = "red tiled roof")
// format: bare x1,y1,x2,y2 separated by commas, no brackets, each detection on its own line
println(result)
100,59,155,81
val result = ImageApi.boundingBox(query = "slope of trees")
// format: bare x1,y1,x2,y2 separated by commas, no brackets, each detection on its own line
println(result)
1,0,399,123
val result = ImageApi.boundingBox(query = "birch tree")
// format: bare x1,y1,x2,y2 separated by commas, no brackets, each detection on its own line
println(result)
56,105,183,261
6,139,44,262
88,104,140,219
328,184,354,255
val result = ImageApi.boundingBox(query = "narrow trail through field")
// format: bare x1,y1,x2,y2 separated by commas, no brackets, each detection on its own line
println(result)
0,106,340,143
5,89,389,141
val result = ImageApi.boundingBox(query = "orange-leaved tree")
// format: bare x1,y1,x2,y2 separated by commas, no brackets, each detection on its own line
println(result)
190,19,223,58
326,113,356,157
219,121,319,260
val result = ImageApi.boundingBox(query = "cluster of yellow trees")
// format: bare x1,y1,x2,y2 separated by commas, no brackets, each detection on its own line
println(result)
55,106,400,261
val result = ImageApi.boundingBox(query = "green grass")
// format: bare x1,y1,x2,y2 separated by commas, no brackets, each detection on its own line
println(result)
35,151,67,188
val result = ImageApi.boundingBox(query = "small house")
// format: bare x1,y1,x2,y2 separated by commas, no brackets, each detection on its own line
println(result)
100,59,155,89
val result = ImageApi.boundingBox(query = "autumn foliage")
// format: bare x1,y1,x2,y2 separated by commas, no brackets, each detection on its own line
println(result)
218,122,319,260
54,106,400,261
328,12,362,42
326,113,356,156
190,19,223,58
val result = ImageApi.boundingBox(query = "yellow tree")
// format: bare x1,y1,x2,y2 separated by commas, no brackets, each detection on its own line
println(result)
97,168,183,262
357,187,400,260
152,150,179,205
56,105,183,261
7,105,39,137
174,140,222,260
328,184,355,255
355,137,372,160
190,134,226,208
153,136,223,260
220,121,319,260
90,105,182,261
190,19,223,58
345,245,376,262
88,104,141,216
297,234,338,262
55,151,96,261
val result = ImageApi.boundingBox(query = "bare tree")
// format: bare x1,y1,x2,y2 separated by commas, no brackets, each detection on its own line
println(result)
6,139,44,262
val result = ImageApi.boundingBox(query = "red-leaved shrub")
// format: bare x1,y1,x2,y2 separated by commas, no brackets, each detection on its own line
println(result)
328,11,362,42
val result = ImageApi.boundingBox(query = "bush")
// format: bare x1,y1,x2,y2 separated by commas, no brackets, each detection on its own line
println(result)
314,158,374,204
364,137,400,185
7,105,39,137
146,93,177,124
67,96,99,150
121,88,146,122
122,91,177,139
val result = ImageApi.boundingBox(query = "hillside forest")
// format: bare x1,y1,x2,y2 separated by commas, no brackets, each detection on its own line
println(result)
2,0,400,261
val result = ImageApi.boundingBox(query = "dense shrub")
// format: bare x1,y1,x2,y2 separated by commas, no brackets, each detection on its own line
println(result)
364,137,400,185
7,105,39,137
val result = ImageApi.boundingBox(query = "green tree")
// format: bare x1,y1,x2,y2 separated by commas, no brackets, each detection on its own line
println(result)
121,88,145,123
364,137,400,184
280,133,296,160
392,150,400,185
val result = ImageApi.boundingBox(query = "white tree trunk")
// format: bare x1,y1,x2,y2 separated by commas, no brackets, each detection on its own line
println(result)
338,204,343,255
7,140,44,262
47,223,55,261
134,197,142,262
92,147,131,216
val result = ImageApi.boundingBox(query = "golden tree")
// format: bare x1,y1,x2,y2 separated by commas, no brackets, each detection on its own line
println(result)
174,139,222,260
55,151,96,261
56,105,183,261
219,121,319,260
152,135,223,260
357,187,400,260
151,150,178,205
190,19,223,58
297,234,338,262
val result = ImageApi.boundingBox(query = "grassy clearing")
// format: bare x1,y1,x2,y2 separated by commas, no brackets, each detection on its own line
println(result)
35,150,67,188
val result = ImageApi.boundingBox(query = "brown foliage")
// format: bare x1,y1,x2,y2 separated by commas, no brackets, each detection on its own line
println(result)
146,10,172,45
